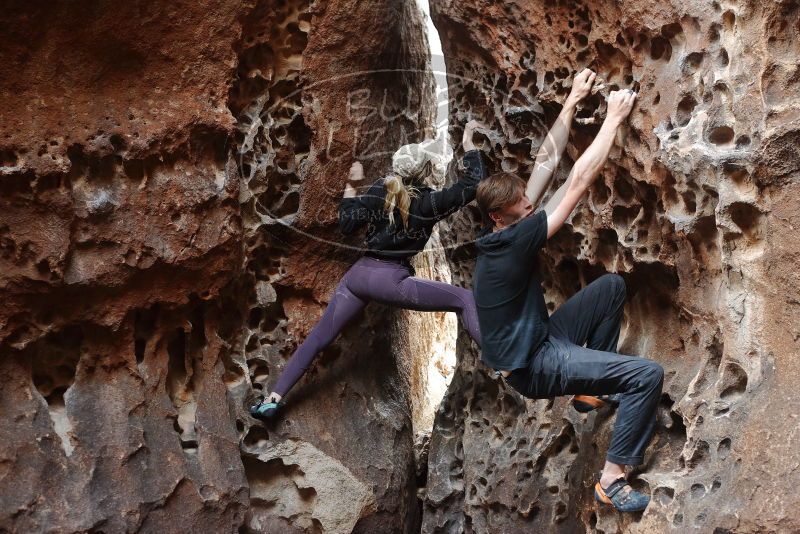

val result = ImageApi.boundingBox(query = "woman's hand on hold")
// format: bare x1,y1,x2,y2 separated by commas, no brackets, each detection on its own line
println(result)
462,119,487,151
344,160,364,198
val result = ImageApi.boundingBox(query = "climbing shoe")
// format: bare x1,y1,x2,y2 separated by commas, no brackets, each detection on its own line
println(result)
571,393,621,413
594,478,650,512
249,398,281,421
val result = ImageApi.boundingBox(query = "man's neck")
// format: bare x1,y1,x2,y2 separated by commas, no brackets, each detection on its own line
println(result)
492,217,523,232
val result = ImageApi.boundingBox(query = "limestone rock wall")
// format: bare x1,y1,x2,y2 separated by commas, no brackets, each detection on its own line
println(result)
0,1,435,532
423,1,800,533
0,2,248,532
230,1,436,532
3,0,798,532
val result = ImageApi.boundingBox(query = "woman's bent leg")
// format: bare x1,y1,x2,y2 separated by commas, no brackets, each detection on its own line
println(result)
348,258,481,345
272,278,367,397
396,276,482,347
345,259,482,346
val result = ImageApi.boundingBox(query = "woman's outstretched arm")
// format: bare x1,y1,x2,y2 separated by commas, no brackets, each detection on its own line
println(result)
338,161,384,235
419,120,488,220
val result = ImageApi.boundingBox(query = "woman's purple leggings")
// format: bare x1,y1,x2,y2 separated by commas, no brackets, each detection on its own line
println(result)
272,256,481,396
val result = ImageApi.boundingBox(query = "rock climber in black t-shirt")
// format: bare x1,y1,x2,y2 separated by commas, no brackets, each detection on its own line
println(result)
473,82,663,512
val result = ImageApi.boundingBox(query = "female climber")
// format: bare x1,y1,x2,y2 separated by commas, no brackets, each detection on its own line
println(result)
250,119,488,419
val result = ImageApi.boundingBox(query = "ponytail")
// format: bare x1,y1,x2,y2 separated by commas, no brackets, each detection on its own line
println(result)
386,143,438,227
384,175,417,227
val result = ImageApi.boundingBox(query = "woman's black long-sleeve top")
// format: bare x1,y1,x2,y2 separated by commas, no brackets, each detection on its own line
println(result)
338,150,488,259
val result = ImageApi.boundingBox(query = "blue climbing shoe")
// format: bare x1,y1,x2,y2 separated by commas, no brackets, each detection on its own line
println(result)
249,399,281,421
594,478,650,512
572,393,622,413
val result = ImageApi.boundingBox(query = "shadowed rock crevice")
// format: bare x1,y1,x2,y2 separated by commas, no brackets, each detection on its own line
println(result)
228,0,439,532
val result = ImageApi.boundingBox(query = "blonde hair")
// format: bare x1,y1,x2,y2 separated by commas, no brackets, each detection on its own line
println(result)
384,143,436,227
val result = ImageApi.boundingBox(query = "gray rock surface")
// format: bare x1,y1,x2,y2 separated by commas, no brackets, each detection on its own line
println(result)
423,0,800,532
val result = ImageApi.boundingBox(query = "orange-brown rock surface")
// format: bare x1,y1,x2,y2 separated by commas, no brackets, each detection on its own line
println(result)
424,1,800,533
0,0,435,532
2,0,799,533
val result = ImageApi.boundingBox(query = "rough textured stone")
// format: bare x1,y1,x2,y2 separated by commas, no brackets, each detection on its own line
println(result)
4,0,799,532
244,440,376,533
423,1,800,533
1,0,436,532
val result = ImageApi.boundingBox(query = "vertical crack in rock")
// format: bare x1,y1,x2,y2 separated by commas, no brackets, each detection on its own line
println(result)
29,325,83,458
423,1,800,533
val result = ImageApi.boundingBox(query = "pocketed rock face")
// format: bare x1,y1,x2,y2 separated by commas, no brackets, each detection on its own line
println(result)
0,0,434,532
0,2,248,532
424,1,800,533
232,1,435,532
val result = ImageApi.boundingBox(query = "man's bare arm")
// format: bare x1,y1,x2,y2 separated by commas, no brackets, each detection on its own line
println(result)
526,68,597,207
545,90,637,239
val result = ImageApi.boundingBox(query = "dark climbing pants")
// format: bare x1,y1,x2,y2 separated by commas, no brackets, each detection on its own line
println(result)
504,274,663,465
272,256,481,396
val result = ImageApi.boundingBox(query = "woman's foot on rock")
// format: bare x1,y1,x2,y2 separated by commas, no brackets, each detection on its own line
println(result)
249,399,281,421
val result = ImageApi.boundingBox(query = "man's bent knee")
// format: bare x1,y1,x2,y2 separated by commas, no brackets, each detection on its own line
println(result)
601,273,626,298
644,360,664,387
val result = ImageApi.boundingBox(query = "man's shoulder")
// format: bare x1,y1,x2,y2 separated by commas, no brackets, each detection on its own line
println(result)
502,209,547,244
515,209,547,230
474,227,510,255
476,210,548,257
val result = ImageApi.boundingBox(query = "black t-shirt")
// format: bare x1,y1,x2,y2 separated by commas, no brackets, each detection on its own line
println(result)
473,209,549,370
337,150,487,258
